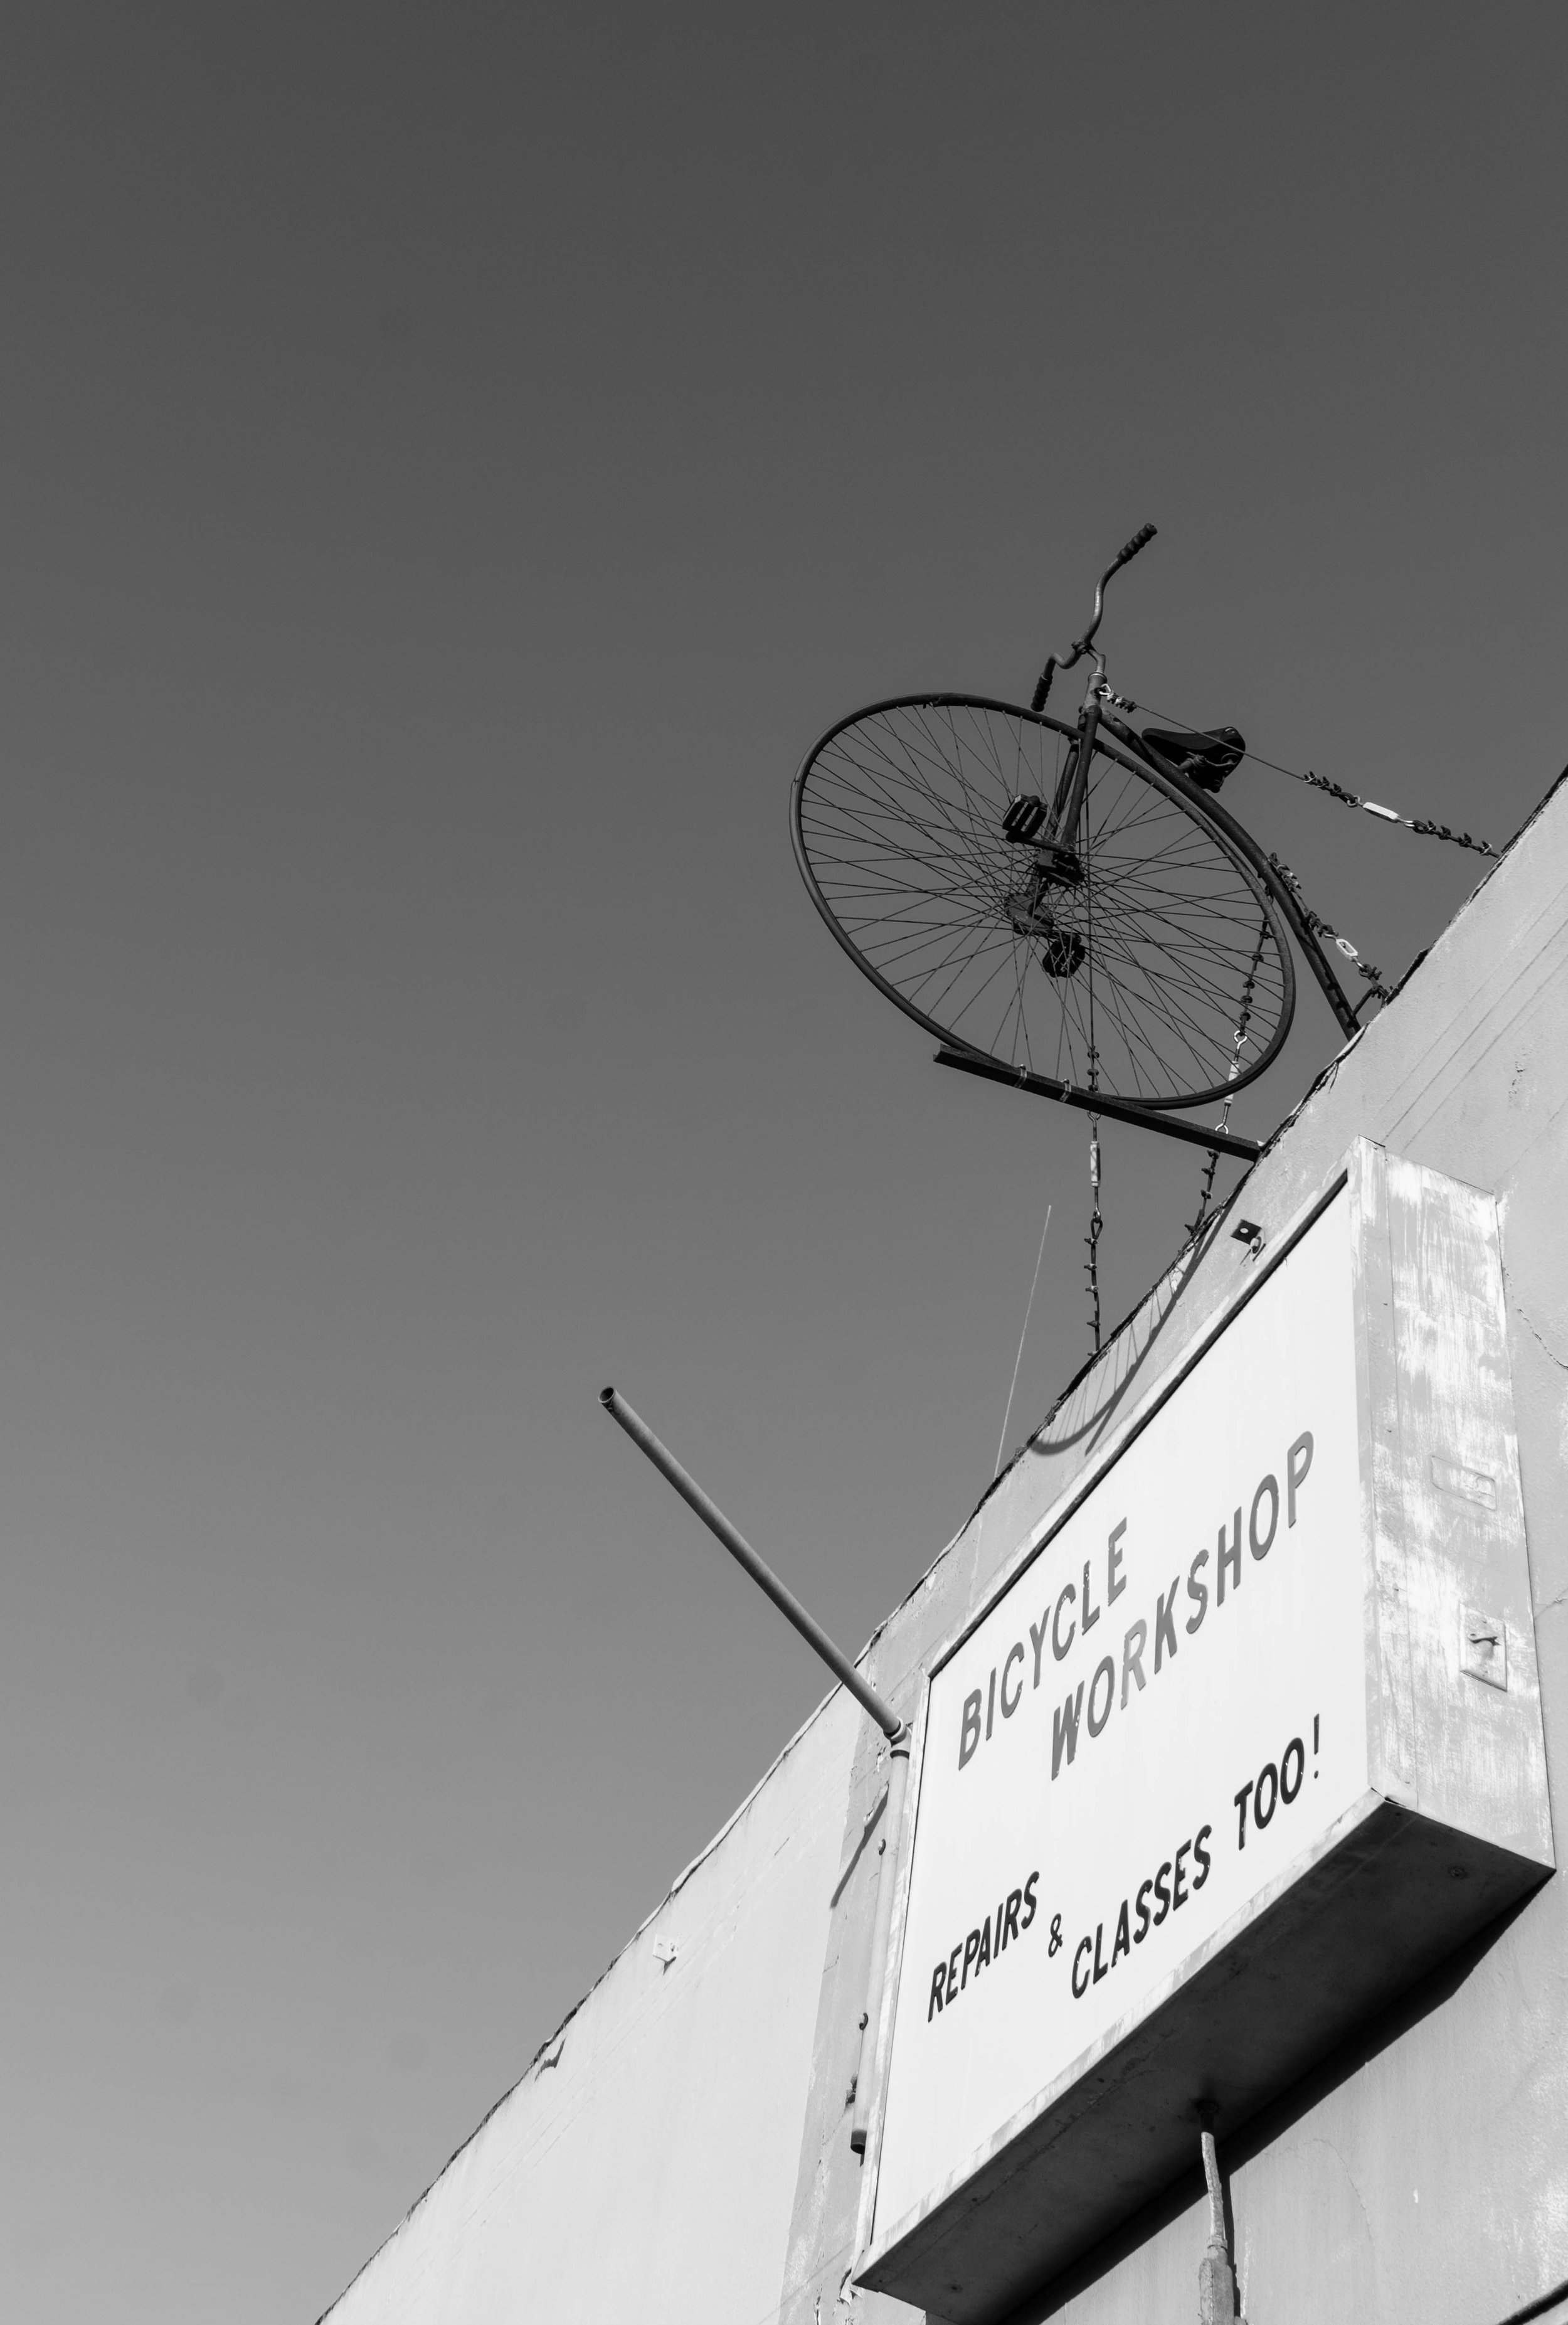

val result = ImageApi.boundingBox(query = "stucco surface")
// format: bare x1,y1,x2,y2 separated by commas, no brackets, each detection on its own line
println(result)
324,777,1568,2325
829,777,1568,2325
319,1683,860,2324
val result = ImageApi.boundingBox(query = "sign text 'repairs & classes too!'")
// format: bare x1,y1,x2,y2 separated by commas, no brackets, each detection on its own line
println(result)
856,1149,1554,2325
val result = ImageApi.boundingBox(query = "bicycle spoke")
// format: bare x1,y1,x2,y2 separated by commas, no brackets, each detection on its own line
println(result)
794,699,1295,1108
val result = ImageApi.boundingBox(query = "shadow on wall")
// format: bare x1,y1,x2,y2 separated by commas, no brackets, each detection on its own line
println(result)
998,1886,1540,2325
1012,1211,1231,1472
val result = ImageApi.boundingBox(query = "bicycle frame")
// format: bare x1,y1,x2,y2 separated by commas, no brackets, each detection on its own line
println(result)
1027,525,1362,1046
1096,715,1361,1044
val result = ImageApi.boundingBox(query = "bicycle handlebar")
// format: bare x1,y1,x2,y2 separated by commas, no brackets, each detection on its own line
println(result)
1030,523,1158,713
1106,523,1158,585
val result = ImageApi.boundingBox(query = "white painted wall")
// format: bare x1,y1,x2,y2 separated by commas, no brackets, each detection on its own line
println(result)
326,775,1568,2325
320,1684,861,2325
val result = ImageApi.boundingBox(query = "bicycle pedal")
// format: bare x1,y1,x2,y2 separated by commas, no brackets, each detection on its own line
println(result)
1039,932,1086,979
1002,796,1049,842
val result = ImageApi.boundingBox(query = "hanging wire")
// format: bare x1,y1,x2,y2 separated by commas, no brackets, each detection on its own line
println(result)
1083,827,1103,1356
1103,689,1426,1022
1189,918,1268,1238
1085,1120,1103,1354
1123,695,1500,859
1189,1097,1235,1242
994,1203,1052,1477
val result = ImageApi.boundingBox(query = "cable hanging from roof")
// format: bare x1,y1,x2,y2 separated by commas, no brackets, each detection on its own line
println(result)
1260,760,1498,859
1130,698,1502,859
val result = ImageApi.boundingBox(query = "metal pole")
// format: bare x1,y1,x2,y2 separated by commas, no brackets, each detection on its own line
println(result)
1197,2110,1240,2325
849,1731,910,2155
598,1387,907,1743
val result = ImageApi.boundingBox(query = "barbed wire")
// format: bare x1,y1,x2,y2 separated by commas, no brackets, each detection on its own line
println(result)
1279,764,1498,858
1128,697,1501,859
1084,1117,1103,1354
1267,853,1394,1006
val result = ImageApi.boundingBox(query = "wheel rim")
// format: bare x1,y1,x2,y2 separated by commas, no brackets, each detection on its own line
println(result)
792,694,1295,1111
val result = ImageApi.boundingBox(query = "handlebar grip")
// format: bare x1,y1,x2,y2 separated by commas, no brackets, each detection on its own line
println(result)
1030,658,1056,715
1112,523,1157,570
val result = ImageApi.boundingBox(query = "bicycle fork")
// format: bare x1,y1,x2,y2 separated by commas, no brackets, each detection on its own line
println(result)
1045,689,1103,871
1002,683,1101,974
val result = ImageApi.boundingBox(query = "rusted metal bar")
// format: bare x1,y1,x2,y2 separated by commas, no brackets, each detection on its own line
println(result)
933,1047,1262,1161
599,1386,906,1743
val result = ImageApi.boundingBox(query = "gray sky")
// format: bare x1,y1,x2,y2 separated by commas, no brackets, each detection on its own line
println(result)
0,7,1564,2317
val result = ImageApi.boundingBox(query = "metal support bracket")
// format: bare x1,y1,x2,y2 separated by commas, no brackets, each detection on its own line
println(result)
932,1047,1262,1161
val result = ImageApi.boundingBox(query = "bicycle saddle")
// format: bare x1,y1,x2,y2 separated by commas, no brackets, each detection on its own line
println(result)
1138,725,1246,794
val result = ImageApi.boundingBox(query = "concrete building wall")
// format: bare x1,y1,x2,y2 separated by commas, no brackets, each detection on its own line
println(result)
326,774,1568,2325
321,1684,861,2324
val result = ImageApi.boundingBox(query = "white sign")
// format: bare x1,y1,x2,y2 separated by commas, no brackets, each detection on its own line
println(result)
874,1189,1367,2240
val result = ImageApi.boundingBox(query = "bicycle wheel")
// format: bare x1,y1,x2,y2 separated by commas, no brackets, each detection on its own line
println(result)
791,694,1295,1110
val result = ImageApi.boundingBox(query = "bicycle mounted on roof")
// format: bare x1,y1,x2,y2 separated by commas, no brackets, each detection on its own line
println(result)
790,528,1365,1162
